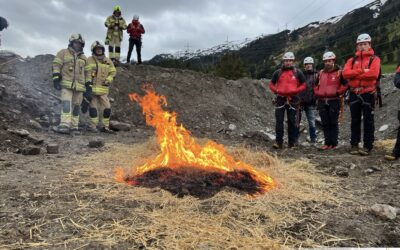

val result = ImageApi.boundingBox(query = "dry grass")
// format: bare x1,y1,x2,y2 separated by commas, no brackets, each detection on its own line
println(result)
374,139,396,152
1,138,345,249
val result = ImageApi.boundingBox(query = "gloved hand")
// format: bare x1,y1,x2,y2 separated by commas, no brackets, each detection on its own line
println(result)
53,73,62,90
85,81,93,96
81,97,90,114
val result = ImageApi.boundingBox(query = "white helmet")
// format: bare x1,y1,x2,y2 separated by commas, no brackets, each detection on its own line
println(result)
322,51,336,61
356,33,371,44
133,15,139,21
282,52,295,60
91,40,105,53
69,33,85,47
303,57,314,64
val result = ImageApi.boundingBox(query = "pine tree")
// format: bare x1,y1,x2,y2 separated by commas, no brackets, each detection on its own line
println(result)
215,52,246,80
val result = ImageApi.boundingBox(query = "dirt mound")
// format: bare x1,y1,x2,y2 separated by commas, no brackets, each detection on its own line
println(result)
0,50,399,151
111,64,273,136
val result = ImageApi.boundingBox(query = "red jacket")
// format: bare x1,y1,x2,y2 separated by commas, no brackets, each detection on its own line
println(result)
397,65,400,73
342,48,381,94
269,68,306,97
314,67,348,99
127,21,145,39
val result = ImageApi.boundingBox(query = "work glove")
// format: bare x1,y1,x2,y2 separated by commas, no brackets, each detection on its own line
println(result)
52,73,62,90
85,81,93,95
81,96,90,114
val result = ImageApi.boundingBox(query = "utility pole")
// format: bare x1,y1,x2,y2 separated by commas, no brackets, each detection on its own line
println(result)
184,42,191,58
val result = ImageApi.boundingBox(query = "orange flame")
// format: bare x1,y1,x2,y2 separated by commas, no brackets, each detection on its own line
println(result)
117,85,276,194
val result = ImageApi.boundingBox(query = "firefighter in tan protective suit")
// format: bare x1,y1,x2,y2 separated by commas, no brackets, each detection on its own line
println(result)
52,33,87,134
104,5,127,63
84,41,116,133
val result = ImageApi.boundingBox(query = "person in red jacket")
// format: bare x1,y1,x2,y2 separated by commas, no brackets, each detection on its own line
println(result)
342,34,381,156
385,65,400,160
127,15,145,64
269,52,306,149
314,51,348,150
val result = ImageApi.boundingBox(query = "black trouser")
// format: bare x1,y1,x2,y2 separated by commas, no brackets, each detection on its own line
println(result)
127,37,142,64
317,99,340,147
275,96,299,145
349,92,375,150
392,111,400,157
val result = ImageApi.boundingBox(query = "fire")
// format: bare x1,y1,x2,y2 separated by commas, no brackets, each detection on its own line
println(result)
116,85,276,195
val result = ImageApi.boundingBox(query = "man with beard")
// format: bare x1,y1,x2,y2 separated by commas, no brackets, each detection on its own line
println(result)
314,52,348,150
52,34,87,134
343,34,381,156
269,52,306,149
296,57,318,145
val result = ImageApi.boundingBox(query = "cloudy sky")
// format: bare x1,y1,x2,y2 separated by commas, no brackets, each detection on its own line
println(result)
0,0,375,60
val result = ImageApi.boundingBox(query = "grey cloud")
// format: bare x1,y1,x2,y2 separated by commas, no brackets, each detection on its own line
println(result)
0,0,375,60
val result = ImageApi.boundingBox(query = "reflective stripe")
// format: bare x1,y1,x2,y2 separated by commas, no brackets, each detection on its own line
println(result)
53,58,63,64
92,86,109,95
61,80,85,91
106,76,114,83
64,55,74,61
85,63,97,71
61,80,72,88
90,117,99,126
103,118,110,127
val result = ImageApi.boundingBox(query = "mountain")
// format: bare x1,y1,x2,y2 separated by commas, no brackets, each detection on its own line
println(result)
148,0,400,78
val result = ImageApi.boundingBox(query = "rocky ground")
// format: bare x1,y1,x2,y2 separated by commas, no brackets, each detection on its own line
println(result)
0,51,399,248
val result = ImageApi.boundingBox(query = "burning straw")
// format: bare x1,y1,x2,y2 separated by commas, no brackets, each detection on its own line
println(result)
77,140,340,248
115,85,276,197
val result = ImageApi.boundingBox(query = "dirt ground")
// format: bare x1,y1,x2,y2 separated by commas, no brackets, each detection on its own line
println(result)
1,52,400,248
1,128,399,249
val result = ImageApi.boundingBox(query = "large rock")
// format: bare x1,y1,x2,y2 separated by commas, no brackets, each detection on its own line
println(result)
242,131,270,142
8,129,30,137
27,135,44,145
21,146,41,155
46,144,59,154
370,204,398,220
29,119,42,130
88,139,105,148
109,121,132,131
378,124,389,132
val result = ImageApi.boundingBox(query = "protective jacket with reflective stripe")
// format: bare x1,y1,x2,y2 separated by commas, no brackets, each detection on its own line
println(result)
105,15,128,40
52,48,87,92
85,56,116,95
